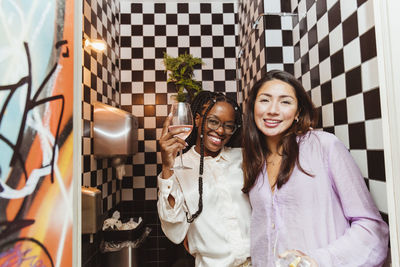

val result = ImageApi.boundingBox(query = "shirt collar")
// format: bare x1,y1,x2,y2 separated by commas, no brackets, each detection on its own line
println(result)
189,145,230,162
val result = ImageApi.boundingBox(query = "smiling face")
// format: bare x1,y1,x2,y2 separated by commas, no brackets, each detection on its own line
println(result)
195,101,236,157
254,79,299,146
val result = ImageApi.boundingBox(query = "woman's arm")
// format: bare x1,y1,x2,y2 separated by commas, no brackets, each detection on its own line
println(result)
308,135,389,266
157,112,190,244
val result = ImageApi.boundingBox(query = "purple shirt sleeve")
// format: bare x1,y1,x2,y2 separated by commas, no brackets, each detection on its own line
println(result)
308,134,389,266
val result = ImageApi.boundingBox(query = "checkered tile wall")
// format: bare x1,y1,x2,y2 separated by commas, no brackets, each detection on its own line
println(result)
238,0,266,101
82,0,121,214
119,2,238,266
291,0,388,221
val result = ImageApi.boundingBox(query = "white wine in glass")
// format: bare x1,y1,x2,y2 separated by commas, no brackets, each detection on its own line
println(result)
168,102,193,169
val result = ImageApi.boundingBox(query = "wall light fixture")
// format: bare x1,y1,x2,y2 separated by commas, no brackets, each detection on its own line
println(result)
84,38,107,52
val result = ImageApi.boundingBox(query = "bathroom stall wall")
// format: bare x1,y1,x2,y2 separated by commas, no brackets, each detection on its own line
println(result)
0,0,75,266
81,0,121,266
291,0,390,235
82,0,121,214
119,1,238,265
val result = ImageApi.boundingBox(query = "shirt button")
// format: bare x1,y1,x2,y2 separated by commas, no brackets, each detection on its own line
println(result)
271,223,275,229
167,186,171,189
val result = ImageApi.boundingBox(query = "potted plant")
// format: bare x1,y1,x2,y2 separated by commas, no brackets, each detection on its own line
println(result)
163,52,204,102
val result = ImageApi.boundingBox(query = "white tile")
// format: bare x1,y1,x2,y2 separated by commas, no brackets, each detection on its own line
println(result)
202,58,213,70
309,45,319,69
297,0,307,18
165,3,177,13
189,24,201,36
154,36,166,47
178,36,190,47
346,93,365,123
145,188,158,200
131,36,143,47
96,170,102,185
121,93,132,105
350,150,368,177
121,70,132,81
283,46,294,63
213,70,225,81
143,25,155,36
340,0,358,21
225,58,236,69
156,105,168,116
294,60,302,78
225,81,237,92
200,13,212,24
144,117,156,129
145,163,157,176
319,57,332,84
190,47,202,59
133,153,145,164
155,82,167,93
329,25,343,55
302,71,311,91
281,16,292,30
223,13,236,25
201,81,213,92
188,3,200,13
322,103,334,127
361,57,379,92
138,128,144,140
291,0,298,12
132,82,144,94
300,34,309,57
293,24,300,45
155,58,164,71
178,13,189,25
83,137,91,155
143,48,155,59
166,25,178,36
365,119,384,149
344,38,361,72
144,93,155,105
331,73,346,102
83,102,91,120
132,105,144,117
264,0,281,12
120,47,131,59
334,124,349,149
122,189,133,201
201,36,213,47
142,2,154,13
165,47,179,57
154,14,166,25
307,3,317,30
224,36,236,47
357,0,375,35
369,180,388,213
311,86,322,107
133,176,145,188
317,13,329,41
265,30,283,46
130,13,143,25
212,24,224,36
120,2,131,12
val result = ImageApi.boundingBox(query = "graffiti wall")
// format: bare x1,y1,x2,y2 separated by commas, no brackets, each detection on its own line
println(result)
0,0,74,266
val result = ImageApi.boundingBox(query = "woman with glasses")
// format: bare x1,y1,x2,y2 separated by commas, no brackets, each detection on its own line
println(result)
157,91,252,267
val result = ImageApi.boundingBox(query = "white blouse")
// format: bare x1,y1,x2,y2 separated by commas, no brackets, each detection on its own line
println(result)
157,146,251,267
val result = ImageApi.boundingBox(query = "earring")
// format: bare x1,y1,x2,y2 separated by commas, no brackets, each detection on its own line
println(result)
294,117,299,123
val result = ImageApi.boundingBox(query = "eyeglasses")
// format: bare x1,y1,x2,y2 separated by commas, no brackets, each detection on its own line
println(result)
205,117,237,135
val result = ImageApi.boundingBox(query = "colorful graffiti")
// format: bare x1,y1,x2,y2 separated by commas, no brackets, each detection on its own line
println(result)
0,0,74,266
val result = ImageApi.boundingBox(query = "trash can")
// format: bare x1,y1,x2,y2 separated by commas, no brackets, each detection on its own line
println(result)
101,216,150,267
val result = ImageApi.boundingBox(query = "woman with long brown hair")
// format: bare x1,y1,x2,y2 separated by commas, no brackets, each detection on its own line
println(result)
242,70,388,266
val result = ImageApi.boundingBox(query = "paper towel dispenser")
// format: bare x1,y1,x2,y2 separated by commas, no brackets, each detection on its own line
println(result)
93,102,138,157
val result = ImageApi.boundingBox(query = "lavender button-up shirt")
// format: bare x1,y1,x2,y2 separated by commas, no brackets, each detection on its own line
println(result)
249,130,389,267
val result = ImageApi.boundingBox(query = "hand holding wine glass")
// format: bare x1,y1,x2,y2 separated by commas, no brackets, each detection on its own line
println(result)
168,102,193,169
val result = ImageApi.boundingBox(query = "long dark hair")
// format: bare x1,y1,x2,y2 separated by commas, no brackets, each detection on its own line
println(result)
184,91,242,222
242,70,318,193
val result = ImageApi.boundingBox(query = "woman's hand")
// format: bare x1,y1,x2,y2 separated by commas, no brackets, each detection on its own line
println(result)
159,112,188,178
279,250,318,267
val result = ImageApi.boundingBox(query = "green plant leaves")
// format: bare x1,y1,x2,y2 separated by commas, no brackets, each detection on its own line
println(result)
163,52,204,102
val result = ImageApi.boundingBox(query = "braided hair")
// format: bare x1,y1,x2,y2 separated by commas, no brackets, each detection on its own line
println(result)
184,91,242,223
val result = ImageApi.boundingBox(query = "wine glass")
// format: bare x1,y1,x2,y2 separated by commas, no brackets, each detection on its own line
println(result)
274,232,311,267
168,102,193,169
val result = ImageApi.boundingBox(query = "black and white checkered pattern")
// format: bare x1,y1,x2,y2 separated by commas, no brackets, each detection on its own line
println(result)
291,0,387,219
237,0,266,100
82,0,121,214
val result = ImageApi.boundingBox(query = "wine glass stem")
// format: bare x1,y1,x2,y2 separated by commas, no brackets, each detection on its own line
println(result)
179,149,184,168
